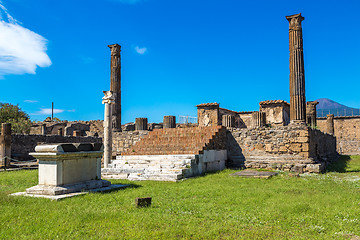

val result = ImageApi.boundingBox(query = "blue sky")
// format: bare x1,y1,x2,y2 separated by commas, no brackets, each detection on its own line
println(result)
0,0,359,123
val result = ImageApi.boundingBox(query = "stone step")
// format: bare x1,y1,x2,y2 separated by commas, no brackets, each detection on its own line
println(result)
102,171,184,182
116,154,196,161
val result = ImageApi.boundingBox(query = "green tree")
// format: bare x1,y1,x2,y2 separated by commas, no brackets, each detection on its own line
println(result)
0,103,32,134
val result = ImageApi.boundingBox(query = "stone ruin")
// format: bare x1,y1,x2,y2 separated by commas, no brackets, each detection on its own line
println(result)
100,13,341,181
4,13,359,182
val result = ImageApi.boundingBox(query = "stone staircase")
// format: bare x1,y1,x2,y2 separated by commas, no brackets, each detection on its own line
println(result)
103,155,197,181
102,126,227,181
122,126,226,155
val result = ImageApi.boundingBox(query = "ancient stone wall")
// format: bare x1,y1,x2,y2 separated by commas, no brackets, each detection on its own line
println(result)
317,116,360,155
11,135,102,161
112,130,149,157
31,120,98,137
227,124,337,173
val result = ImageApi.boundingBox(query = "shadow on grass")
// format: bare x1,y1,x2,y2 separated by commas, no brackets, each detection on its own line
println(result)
326,155,359,173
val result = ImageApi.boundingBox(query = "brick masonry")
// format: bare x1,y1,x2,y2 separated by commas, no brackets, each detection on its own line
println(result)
122,126,226,156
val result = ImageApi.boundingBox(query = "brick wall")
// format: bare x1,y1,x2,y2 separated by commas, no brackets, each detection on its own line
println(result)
122,126,226,156
317,116,360,155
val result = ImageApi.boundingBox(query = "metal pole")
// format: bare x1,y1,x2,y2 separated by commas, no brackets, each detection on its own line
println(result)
51,102,54,120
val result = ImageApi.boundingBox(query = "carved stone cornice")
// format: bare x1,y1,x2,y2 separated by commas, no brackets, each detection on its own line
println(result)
286,13,304,30
108,44,121,56
102,91,115,105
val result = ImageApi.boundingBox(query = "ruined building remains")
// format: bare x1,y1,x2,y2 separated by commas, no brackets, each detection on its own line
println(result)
108,44,122,132
306,101,318,128
287,13,306,123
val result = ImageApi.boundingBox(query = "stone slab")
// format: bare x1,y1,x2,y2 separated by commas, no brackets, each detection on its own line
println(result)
10,184,128,200
230,170,278,179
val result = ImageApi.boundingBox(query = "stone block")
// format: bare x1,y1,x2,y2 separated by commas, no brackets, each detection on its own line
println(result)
255,144,264,151
135,197,152,207
301,143,309,152
279,146,287,152
289,143,302,152
296,137,309,143
265,144,272,152
299,130,309,137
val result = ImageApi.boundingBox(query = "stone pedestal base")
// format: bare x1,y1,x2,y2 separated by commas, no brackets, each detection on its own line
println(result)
26,179,111,196
11,182,128,200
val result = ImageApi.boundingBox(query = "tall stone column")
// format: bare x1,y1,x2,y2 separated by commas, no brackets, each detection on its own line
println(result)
306,101,318,128
0,123,11,167
102,91,115,168
326,114,335,135
57,128,63,136
286,13,306,123
108,44,122,132
163,116,176,128
135,118,148,131
41,124,46,135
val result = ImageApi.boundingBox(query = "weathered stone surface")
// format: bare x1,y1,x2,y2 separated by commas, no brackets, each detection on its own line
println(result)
286,13,306,122
306,101,318,128
163,116,176,129
108,44,122,132
259,100,290,126
252,111,266,128
227,124,337,173
135,197,152,207
230,170,278,179
0,123,11,167
317,116,360,155
222,115,235,128
326,114,335,135
135,118,148,131
197,103,220,127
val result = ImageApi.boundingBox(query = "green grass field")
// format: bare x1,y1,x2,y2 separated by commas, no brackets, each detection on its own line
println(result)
1,155,359,239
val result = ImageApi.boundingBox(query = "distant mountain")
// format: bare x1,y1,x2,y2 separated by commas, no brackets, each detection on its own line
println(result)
315,98,360,117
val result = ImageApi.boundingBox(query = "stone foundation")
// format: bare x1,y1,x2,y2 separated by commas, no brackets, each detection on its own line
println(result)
227,124,337,173
102,150,227,181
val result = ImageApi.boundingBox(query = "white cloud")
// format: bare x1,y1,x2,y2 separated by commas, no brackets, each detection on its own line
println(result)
32,108,64,115
24,100,38,103
0,1,51,76
135,46,147,55
32,108,75,115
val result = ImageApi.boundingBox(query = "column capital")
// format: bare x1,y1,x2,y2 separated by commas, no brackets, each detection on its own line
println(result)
108,44,121,56
102,91,115,105
286,13,304,30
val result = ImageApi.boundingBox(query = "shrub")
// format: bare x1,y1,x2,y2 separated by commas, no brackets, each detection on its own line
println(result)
0,103,31,134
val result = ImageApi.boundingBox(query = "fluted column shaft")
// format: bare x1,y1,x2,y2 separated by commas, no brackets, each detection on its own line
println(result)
222,115,235,128
136,118,148,131
286,13,306,122
108,44,122,131
252,112,266,128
